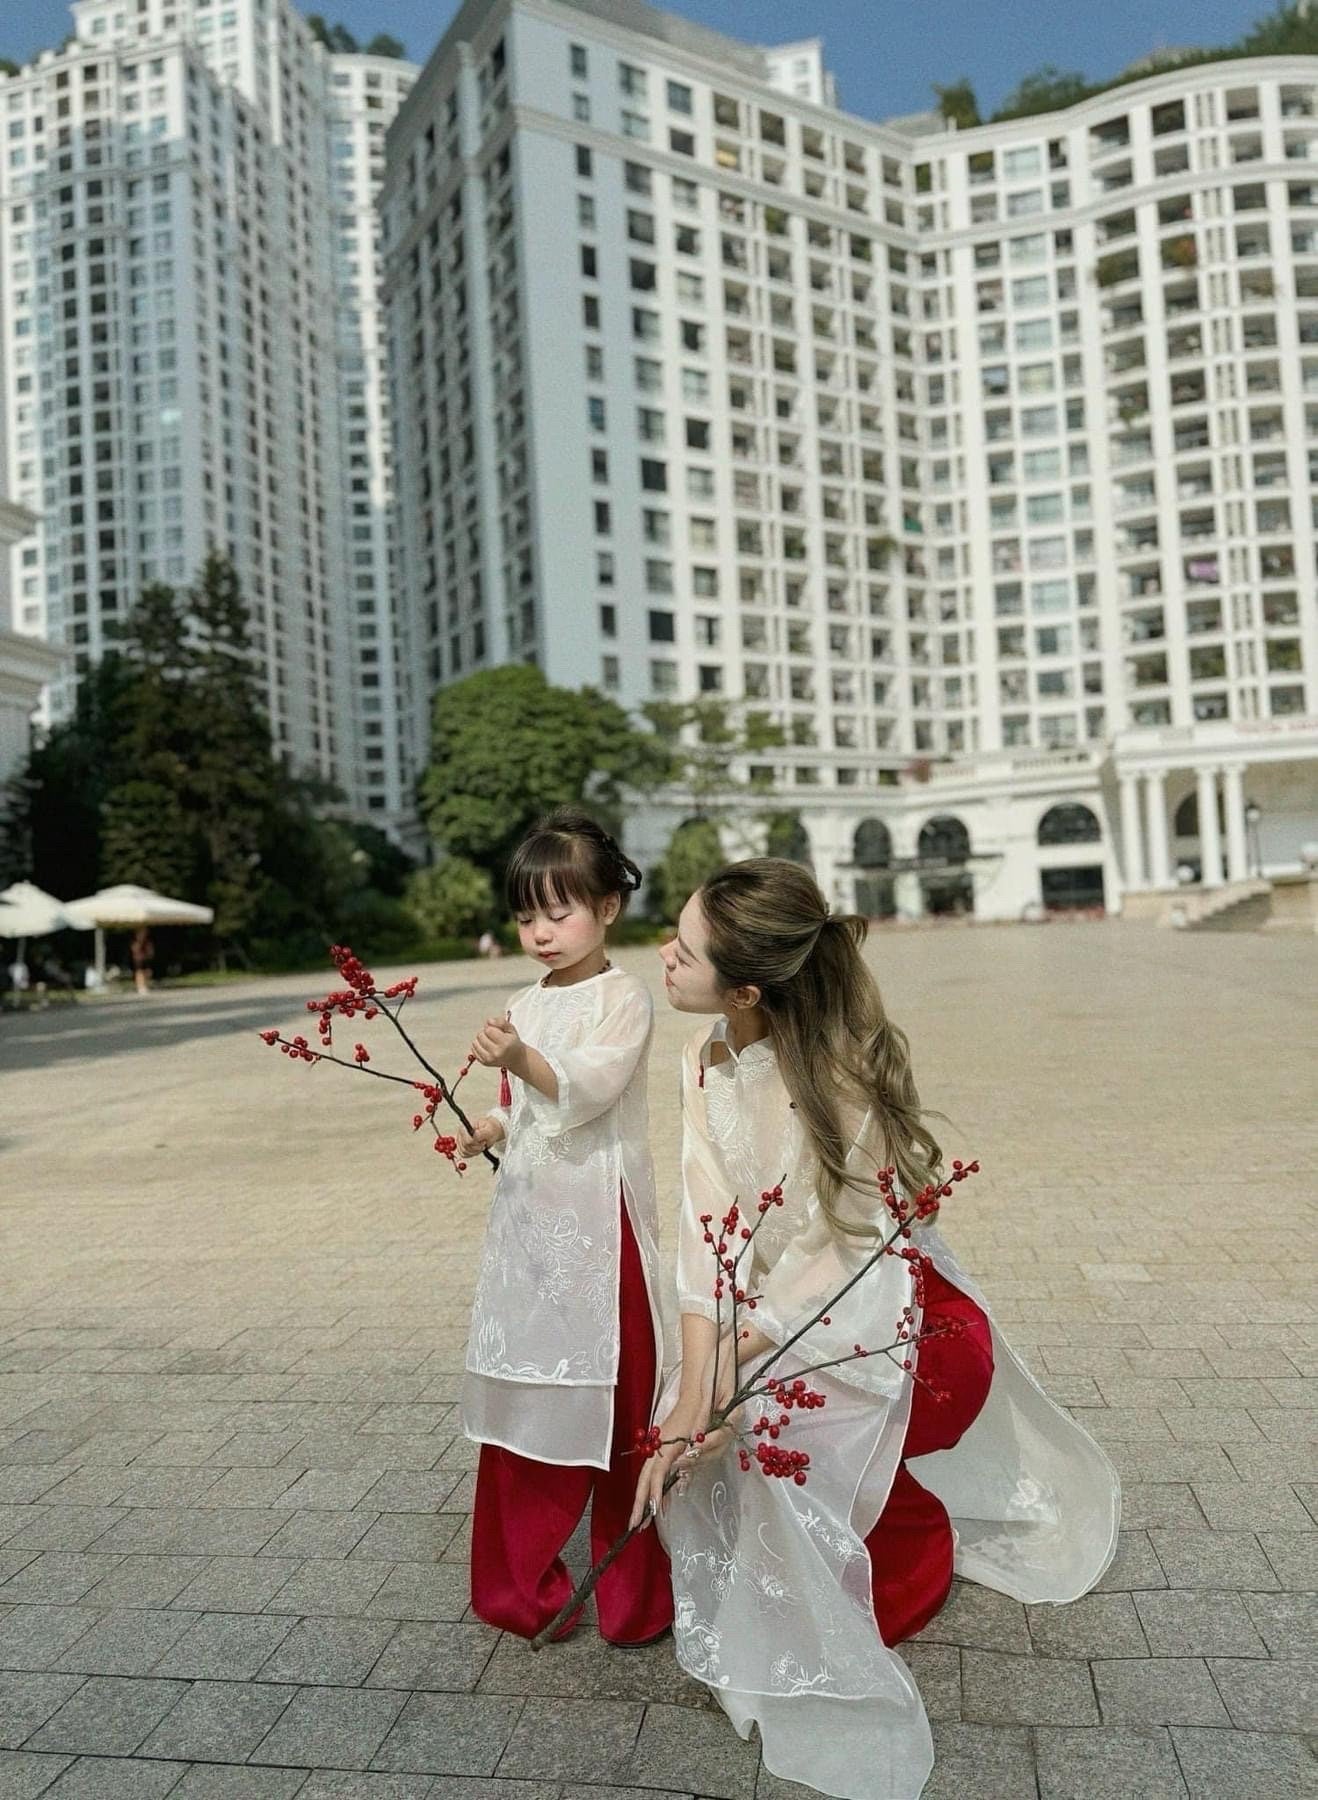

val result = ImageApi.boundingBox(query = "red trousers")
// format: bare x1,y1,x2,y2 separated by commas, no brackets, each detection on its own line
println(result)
866,1263,994,1645
470,1206,674,1644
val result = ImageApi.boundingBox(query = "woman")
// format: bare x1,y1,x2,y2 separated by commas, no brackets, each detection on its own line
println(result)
635,860,1119,1800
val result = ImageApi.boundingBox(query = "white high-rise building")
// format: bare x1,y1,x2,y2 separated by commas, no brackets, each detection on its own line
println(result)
0,0,417,822
384,0,1318,920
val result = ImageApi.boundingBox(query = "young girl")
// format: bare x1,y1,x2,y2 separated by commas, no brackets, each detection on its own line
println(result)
636,859,1118,1800
457,808,673,1645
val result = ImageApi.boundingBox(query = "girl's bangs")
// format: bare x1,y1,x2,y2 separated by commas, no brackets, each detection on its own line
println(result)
505,846,591,916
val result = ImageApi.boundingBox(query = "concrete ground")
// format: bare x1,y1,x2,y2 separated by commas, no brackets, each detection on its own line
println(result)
0,922,1314,1800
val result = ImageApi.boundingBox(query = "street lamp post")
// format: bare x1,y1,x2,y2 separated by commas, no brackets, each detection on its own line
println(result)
1244,800,1263,879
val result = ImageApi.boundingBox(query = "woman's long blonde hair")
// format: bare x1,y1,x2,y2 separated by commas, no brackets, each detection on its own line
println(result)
699,858,942,1235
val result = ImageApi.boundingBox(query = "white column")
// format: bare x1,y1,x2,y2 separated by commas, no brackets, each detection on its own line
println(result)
1222,762,1248,883
1197,766,1224,888
1119,772,1146,890
1145,769,1172,889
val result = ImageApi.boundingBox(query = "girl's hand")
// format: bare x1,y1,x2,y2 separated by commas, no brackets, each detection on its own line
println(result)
456,1115,505,1158
471,1015,524,1075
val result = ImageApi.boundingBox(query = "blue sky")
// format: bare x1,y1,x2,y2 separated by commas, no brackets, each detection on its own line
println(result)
3,0,1280,120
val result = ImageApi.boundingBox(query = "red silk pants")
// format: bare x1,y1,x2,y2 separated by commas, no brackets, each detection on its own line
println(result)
470,1205,674,1644
866,1263,995,1645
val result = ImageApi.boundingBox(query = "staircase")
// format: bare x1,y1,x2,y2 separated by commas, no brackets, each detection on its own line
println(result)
1183,879,1273,931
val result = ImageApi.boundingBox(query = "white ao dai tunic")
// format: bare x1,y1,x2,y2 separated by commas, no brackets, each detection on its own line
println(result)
659,1021,1120,1800
462,966,662,1469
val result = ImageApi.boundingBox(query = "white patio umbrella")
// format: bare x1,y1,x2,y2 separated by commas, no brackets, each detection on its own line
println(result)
63,884,215,984
0,883,75,994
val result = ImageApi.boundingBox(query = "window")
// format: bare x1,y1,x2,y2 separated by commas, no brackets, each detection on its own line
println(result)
580,244,597,278
670,129,695,157
1003,145,1042,179
685,418,711,450
640,458,667,491
587,396,606,431
648,609,675,641
667,80,692,114
576,145,592,178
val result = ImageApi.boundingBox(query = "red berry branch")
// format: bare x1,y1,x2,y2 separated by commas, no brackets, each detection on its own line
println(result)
256,943,499,1172
527,1155,981,1648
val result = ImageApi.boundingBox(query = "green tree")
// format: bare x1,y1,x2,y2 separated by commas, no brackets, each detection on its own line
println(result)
763,810,812,866
651,818,725,922
404,858,495,941
933,78,980,129
364,33,406,58
992,65,1092,122
101,778,195,894
419,665,674,876
0,58,21,78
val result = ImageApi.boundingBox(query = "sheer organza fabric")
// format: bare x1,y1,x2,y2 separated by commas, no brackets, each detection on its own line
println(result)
462,967,663,1470
659,1022,1120,1800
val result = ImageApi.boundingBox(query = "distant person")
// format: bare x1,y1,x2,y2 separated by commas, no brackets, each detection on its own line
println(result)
7,956,30,994
130,927,155,996
477,929,502,959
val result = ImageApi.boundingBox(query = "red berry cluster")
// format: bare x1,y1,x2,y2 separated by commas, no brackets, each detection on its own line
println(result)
433,1133,467,1173
879,1160,980,1237
766,1376,826,1414
353,1043,370,1065
274,1033,318,1064
634,1425,663,1459
740,1442,810,1484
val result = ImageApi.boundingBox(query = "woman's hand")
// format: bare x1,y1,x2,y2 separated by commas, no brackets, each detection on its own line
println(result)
470,1016,525,1076
628,1342,741,1530
456,1115,505,1159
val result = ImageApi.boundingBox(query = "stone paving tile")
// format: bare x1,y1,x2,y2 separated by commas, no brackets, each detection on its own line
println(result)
299,1776,436,1799
960,1650,1098,1726
1169,1727,1317,1799
148,1612,296,1680
0,1508,126,1554
1091,1531,1168,1593
80,1558,211,1610
1258,1529,1318,1590
354,1475,462,1516
93,1512,282,1559
37,1756,187,1798
477,1630,706,1707
364,1566,469,1624
621,1703,758,1800
1133,1590,1270,1658
0,1605,100,1670
253,1685,408,1770
494,1698,644,1785
370,1693,523,1777
1241,1590,1318,1656
137,1678,295,1762
168,1558,302,1615
169,1766,308,1798
0,1750,74,1799
910,1580,1030,1653
1148,1528,1279,1590
898,1644,960,1722
1034,1726,1187,1800
0,1673,87,1750
0,1554,124,1606
52,1609,199,1676
258,1515,378,1562
265,1561,394,1619
25,1676,190,1757
365,1624,500,1697
920,1723,1037,1800
1115,1483,1206,1530
1025,1594,1148,1659
1091,1656,1229,1725
1189,1480,1315,1530
1206,1655,1318,1730
348,1518,464,1563
259,1617,401,1686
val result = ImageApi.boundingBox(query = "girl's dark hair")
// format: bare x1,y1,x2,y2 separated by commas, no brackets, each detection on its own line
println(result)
699,858,942,1235
506,806,643,919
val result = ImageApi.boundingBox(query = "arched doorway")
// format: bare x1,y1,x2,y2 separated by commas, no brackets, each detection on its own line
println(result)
917,815,974,916
853,818,895,918
765,811,812,867
1037,803,1106,910
1172,789,1226,883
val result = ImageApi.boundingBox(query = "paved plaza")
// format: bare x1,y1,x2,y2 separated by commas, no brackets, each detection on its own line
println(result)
0,923,1314,1800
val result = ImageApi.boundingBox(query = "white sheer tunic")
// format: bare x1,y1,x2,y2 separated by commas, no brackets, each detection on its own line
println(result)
659,1021,1120,1800
462,966,662,1469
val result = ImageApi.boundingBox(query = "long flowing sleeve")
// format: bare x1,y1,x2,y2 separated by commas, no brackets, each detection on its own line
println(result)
520,977,653,1139
675,1038,728,1324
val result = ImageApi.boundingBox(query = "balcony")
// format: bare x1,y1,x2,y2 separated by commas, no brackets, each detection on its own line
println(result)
1183,554,1220,587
